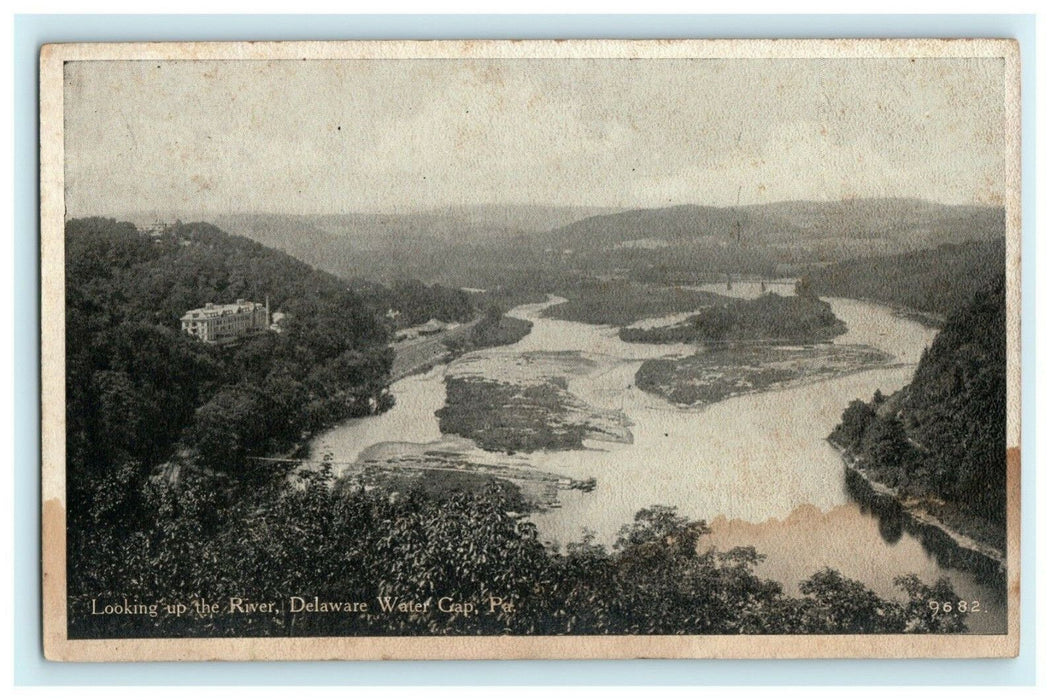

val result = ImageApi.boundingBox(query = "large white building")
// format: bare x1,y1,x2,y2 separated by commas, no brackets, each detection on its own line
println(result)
180,299,270,344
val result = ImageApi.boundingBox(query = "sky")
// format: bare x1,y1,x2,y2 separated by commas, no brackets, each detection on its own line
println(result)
63,56,1007,217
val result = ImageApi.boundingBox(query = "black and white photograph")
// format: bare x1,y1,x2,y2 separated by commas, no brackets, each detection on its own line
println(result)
39,39,1021,660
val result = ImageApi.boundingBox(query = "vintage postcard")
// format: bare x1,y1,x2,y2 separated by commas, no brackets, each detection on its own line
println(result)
40,39,1021,661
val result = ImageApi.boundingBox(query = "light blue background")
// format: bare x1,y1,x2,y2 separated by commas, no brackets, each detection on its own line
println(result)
13,13,1036,686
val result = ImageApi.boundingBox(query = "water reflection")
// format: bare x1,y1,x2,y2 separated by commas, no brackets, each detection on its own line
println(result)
843,465,1007,599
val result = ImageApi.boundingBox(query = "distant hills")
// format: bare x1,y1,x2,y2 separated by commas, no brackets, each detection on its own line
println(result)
541,198,1002,254
207,205,619,275
542,198,1003,289
109,198,1003,286
145,206,599,284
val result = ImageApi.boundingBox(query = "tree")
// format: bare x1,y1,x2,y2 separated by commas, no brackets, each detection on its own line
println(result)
797,568,906,633
862,414,917,486
615,504,707,555
189,385,263,472
831,398,876,448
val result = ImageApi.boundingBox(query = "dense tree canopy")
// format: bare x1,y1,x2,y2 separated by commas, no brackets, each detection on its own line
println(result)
69,471,968,638
373,279,475,326
65,218,395,596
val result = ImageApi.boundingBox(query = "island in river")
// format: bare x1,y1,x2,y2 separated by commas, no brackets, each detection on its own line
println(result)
436,350,633,452
618,292,891,407
436,292,894,448
636,343,894,407
618,291,847,344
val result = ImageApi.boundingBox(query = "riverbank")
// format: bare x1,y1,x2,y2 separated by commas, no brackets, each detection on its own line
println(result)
389,316,483,380
833,440,1006,585
861,298,946,329
635,344,894,407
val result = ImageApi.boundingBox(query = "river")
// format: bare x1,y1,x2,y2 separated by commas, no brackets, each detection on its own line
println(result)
309,282,1006,633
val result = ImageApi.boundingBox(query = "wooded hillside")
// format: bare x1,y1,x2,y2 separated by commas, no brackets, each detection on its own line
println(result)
830,275,1007,549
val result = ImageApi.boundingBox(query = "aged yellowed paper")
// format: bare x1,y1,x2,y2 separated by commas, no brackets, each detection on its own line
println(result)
41,39,1020,661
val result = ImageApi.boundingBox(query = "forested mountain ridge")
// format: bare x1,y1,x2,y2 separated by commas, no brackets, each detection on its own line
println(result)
830,275,1007,550
806,239,1005,317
